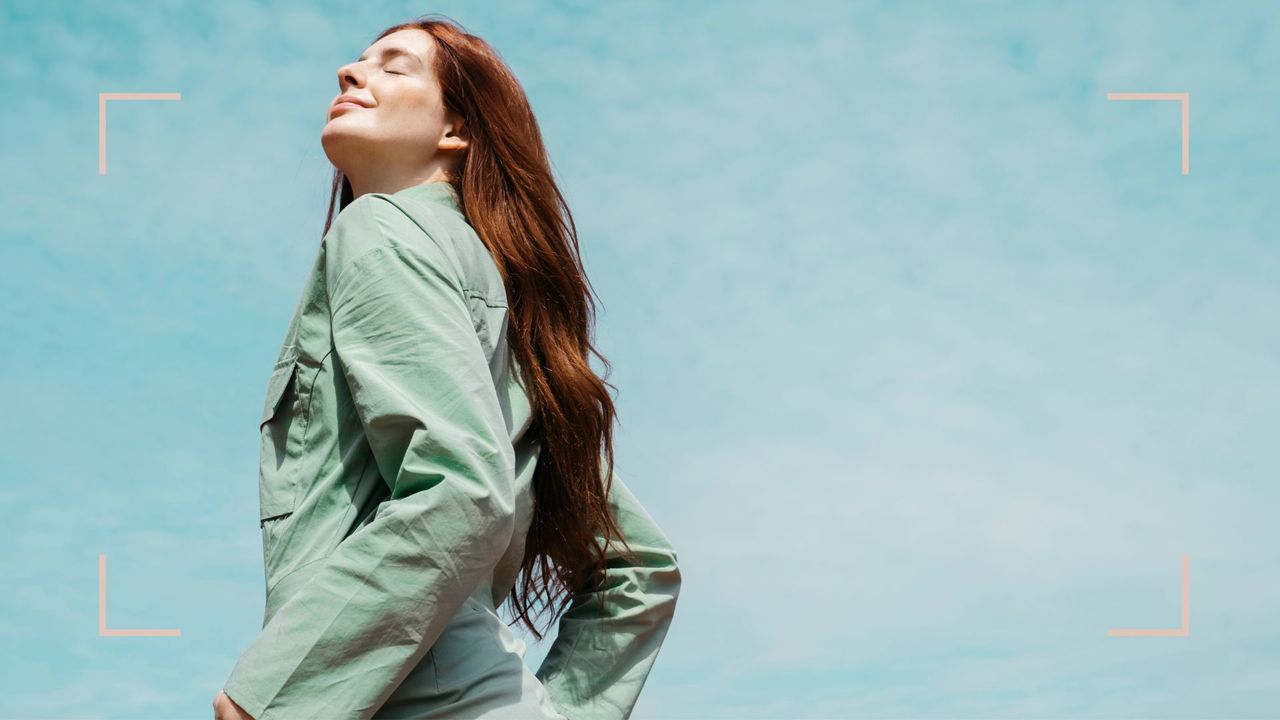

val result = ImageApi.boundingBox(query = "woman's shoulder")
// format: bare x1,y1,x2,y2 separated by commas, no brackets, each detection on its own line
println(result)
323,193,473,296
325,191,509,312
379,193,509,309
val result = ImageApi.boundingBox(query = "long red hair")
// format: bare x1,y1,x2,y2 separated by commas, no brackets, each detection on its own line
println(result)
321,14,637,640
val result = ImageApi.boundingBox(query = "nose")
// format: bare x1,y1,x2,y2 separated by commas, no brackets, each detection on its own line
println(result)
336,62,364,91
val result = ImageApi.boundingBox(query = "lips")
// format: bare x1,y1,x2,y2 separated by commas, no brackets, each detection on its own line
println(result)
331,95,373,115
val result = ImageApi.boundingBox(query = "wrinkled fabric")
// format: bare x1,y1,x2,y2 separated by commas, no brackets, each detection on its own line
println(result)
221,182,682,720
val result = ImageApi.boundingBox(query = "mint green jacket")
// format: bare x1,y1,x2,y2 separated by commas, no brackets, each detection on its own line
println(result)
220,182,682,719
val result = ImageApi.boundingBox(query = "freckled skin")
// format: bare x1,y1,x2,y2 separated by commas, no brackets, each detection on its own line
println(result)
321,28,468,198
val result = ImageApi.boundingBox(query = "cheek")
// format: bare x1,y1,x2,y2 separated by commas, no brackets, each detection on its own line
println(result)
379,79,431,110
382,89,445,132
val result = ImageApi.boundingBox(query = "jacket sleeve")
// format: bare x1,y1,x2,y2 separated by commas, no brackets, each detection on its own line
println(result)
222,195,516,720
534,468,682,720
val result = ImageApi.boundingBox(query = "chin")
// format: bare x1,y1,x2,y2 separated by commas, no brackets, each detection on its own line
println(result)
320,124,367,153
320,132,367,172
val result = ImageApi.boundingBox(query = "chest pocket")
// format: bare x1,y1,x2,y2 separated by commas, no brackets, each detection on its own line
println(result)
259,357,301,525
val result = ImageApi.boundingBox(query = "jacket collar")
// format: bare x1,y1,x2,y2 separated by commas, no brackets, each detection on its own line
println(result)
392,181,461,212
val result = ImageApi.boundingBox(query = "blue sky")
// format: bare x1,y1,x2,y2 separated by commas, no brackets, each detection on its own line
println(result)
2,0,1279,717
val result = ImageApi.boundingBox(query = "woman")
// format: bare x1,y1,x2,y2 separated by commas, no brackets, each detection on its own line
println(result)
213,15,681,720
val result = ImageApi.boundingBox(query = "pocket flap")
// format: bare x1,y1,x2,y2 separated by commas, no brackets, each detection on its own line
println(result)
260,361,297,426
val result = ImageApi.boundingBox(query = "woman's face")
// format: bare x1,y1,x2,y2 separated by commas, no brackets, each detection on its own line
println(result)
321,28,465,189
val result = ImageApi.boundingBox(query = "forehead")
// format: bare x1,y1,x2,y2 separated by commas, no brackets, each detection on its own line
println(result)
360,28,433,63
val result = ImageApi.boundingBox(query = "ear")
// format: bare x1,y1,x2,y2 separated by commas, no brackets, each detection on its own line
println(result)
440,113,469,152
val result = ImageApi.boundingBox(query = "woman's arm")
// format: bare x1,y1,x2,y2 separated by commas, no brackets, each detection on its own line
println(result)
535,469,683,720
221,196,516,720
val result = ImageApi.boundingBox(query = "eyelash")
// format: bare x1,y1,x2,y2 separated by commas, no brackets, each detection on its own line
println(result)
385,69,405,75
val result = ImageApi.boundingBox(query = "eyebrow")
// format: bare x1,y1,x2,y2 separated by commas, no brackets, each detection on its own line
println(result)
355,46,422,66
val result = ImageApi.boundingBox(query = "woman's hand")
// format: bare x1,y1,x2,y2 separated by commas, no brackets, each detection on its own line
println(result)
212,690,255,720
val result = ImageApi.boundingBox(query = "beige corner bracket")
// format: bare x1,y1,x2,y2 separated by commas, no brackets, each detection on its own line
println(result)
1107,554,1190,637
98,553,181,637
98,92,182,175
1105,92,1190,175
